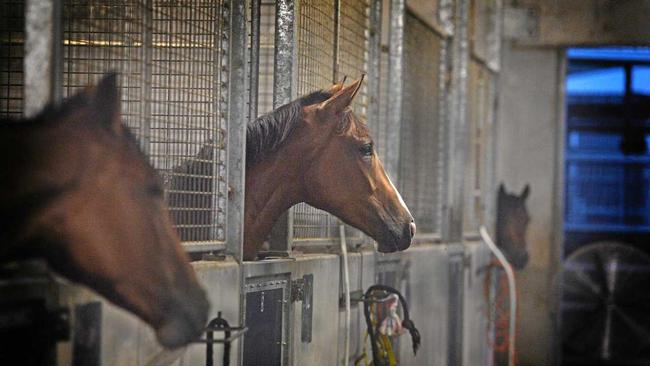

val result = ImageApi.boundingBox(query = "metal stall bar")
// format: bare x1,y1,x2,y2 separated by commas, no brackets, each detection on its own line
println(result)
442,0,470,242
463,59,483,237
436,34,451,239
483,0,503,231
1,0,26,118
291,0,339,247
399,10,445,238
24,0,61,117
227,0,249,260
266,0,297,253
463,0,503,237
367,0,382,131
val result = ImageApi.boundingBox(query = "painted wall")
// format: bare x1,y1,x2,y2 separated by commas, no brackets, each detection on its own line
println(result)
495,43,563,366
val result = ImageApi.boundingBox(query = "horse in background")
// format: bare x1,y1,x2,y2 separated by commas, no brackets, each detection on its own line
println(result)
0,74,209,349
488,183,531,365
244,76,416,260
496,183,531,269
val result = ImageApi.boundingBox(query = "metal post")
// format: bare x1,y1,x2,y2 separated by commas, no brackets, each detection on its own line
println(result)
249,0,261,121
24,0,61,117
436,36,450,235
384,0,405,181
267,0,297,253
442,0,470,242
273,0,297,108
227,0,248,261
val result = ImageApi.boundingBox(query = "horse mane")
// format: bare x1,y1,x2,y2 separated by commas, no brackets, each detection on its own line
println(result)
0,90,92,127
246,90,333,168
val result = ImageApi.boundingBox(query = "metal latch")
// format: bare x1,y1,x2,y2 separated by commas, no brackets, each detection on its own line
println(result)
290,274,313,343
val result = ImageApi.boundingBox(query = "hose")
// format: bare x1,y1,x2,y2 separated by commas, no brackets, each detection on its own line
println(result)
340,224,351,366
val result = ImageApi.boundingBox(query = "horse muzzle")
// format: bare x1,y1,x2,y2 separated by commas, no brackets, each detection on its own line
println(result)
156,285,210,349
376,217,415,253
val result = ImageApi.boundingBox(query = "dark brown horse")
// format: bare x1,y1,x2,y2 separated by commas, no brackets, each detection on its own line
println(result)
496,183,531,270
244,77,416,260
0,74,209,349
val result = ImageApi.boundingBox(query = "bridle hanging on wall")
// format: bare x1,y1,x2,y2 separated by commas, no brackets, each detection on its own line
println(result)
361,285,421,366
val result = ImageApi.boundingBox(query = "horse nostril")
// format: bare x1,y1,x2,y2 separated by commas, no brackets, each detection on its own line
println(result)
409,221,416,239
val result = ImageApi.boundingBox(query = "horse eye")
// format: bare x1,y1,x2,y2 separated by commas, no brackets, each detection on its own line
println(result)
359,143,374,157
148,184,164,197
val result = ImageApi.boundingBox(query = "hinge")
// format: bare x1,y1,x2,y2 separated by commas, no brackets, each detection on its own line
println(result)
291,278,305,303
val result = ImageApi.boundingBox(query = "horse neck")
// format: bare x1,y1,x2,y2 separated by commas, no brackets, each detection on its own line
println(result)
244,148,305,259
0,122,82,259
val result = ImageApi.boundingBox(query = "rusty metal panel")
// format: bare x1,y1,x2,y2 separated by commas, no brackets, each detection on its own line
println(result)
61,0,230,251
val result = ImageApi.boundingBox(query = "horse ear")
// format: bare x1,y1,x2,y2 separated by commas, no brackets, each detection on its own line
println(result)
520,184,530,200
318,75,364,116
91,73,122,134
498,183,506,197
325,76,347,95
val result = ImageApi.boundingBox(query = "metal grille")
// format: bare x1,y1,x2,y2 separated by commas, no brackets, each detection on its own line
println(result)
0,0,25,118
62,0,230,247
374,43,390,163
338,0,369,117
398,12,442,234
463,60,492,232
292,0,337,240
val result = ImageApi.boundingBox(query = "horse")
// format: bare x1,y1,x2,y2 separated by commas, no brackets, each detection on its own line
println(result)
488,183,531,365
496,183,531,270
0,74,209,349
244,76,416,260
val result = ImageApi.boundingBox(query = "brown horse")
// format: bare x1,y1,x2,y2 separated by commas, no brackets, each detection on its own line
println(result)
0,74,209,349
244,77,416,260
496,183,531,270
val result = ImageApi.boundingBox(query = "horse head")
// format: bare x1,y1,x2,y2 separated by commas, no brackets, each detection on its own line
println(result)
245,78,416,257
8,74,209,348
496,183,531,270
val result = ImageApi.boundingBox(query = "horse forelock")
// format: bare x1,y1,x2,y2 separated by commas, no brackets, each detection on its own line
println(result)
246,89,333,168
337,110,369,138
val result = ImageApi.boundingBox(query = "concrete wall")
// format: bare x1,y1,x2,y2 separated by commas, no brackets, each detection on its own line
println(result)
495,42,564,366
508,0,650,46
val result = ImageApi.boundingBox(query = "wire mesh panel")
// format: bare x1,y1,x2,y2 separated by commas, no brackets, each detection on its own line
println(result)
62,0,230,248
62,1,146,135
292,0,338,241
338,0,369,118
398,12,443,234
0,0,25,119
